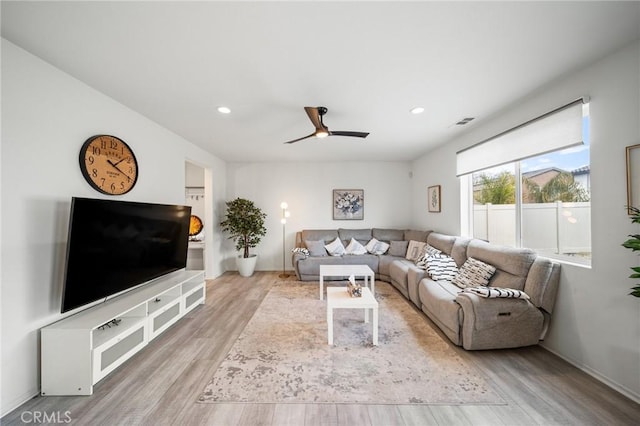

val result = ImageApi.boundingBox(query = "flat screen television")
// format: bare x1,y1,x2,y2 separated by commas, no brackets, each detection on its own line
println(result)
61,197,192,313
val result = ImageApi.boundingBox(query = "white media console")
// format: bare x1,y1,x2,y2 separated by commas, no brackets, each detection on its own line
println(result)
40,269,205,396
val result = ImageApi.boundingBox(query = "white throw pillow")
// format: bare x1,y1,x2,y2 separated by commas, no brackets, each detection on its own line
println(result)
345,238,367,255
325,237,346,256
365,238,390,255
451,257,496,289
405,240,427,261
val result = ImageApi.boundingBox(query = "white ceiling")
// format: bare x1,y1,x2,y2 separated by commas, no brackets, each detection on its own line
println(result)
2,1,639,162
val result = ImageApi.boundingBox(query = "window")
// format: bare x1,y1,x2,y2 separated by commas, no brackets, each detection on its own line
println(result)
460,99,590,265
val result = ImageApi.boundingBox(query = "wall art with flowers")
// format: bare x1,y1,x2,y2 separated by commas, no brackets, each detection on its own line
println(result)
333,189,364,220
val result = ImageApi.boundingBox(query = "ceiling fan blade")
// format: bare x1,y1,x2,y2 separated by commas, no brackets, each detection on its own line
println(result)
329,131,370,138
304,106,324,130
283,132,316,144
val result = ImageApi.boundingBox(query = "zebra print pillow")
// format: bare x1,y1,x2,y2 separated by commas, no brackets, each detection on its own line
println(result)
462,286,530,300
415,244,442,269
425,253,459,281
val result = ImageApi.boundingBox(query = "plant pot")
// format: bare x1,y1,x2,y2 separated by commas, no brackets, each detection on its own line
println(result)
237,254,258,277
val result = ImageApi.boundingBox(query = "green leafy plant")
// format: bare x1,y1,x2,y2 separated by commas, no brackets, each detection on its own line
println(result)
622,206,640,297
220,198,267,258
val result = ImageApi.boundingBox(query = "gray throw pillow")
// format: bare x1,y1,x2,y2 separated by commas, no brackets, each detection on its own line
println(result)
389,240,409,257
305,240,327,257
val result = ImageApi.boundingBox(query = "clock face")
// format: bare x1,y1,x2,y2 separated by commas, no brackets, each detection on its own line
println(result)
79,135,138,195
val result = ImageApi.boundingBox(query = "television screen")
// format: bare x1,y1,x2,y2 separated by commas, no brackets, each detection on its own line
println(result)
61,197,191,313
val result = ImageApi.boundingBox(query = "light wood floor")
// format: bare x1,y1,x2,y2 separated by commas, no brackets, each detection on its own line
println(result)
3,271,639,425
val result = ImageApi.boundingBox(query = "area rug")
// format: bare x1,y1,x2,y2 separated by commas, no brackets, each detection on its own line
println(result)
197,281,505,405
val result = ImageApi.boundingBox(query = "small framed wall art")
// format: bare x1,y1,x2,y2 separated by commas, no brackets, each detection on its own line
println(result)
626,144,640,214
428,185,441,213
333,189,364,220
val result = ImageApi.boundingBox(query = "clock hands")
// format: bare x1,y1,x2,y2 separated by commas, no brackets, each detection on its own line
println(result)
112,157,127,167
107,159,132,182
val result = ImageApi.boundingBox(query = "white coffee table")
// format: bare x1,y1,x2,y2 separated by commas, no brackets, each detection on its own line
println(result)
326,287,378,346
318,264,375,300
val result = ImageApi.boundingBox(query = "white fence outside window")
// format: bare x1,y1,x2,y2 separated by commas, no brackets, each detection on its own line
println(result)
473,201,591,261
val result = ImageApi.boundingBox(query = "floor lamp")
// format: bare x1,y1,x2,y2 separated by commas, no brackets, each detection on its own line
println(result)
279,202,290,279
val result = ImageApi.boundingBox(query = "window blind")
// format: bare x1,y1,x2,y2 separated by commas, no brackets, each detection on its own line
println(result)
456,98,587,177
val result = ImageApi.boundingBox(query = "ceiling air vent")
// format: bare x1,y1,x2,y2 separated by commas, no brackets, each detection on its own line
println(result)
455,117,475,125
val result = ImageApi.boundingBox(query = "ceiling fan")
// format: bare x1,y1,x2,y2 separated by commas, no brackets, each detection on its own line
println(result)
284,106,370,144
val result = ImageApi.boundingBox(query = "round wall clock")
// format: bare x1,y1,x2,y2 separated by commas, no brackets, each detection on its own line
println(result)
79,135,139,195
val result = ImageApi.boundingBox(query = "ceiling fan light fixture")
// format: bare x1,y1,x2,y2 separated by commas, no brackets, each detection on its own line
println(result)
316,130,329,138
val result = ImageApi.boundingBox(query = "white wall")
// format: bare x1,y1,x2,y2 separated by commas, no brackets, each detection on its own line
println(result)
411,40,640,400
0,39,227,415
225,161,413,271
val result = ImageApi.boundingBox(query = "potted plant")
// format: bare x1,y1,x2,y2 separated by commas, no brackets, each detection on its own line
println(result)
622,206,640,297
220,198,267,277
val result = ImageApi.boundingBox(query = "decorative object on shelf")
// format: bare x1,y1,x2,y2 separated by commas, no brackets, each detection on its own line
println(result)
428,185,441,212
79,134,138,195
279,202,291,279
626,144,640,215
189,215,204,240
347,274,362,297
622,205,640,297
220,198,267,277
333,189,364,220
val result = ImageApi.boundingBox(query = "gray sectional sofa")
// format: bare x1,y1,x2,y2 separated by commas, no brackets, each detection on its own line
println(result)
292,228,561,350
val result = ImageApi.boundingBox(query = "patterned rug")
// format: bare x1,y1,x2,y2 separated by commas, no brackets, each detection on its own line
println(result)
197,281,504,405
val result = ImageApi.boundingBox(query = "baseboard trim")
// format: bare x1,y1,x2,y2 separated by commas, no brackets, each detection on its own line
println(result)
540,343,640,404
1,387,39,419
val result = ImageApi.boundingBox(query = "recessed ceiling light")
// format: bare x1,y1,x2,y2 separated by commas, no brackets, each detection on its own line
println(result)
410,107,425,114
217,106,231,114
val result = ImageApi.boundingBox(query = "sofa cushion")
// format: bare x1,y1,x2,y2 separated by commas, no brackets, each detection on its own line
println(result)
404,229,431,242
338,228,372,243
302,229,339,245
377,255,398,278
372,228,404,242
451,237,471,267
365,238,389,255
305,240,327,257
427,232,457,256
419,279,463,344
325,237,346,256
345,238,367,255
407,267,428,306
452,257,496,288
389,259,417,296
389,240,409,257
467,239,536,290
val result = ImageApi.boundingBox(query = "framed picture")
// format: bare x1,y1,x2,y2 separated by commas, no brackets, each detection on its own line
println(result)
626,144,640,214
333,189,364,220
428,185,441,213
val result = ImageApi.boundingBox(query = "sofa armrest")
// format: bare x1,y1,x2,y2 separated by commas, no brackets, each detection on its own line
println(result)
291,252,307,280
455,292,544,350
524,258,561,314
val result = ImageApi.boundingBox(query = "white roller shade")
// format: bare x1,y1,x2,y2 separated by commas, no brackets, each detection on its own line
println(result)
456,99,586,176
